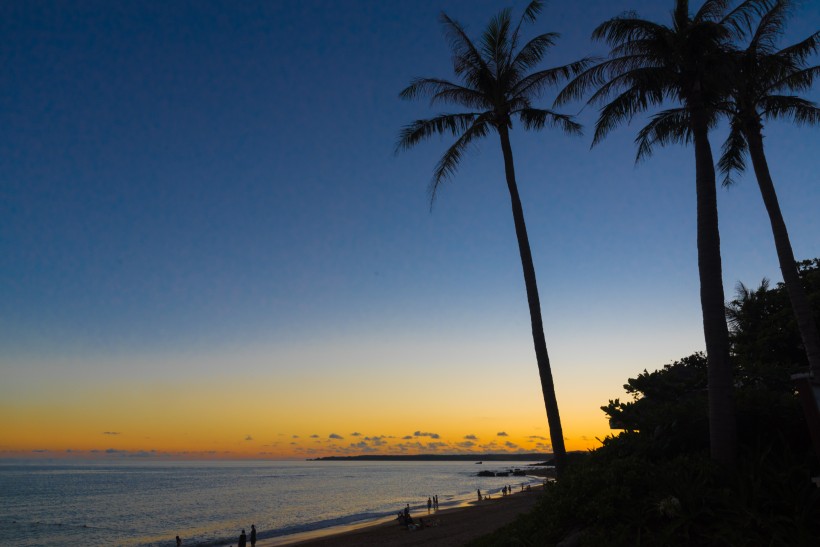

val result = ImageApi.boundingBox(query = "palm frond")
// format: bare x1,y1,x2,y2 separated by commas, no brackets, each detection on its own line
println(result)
775,30,820,66
440,12,489,79
516,108,583,135
759,95,820,124
481,8,513,70
522,0,543,25
585,65,669,109
748,0,788,53
722,0,778,39
696,0,732,23
511,33,558,74
608,38,666,58
399,78,478,103
634,108,691,162
593,16,667,46
509,0,544,62
432,88,492,110
768,65,820,95
554,55,653,106
512,57,594,100
717,121,748,186
429,119,491,205
395,113,480,153
591,86,655,146
399,77,490,111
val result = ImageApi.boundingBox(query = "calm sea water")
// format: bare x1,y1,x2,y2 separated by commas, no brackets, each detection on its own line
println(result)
0,460,546,546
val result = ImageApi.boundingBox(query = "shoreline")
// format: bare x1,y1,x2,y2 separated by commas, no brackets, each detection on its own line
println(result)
255,487,544,547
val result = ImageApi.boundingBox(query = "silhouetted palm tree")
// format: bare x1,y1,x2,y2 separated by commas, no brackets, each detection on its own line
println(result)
557,0,767,465
726,279,772,337
717,0,820,378
396,0,589,476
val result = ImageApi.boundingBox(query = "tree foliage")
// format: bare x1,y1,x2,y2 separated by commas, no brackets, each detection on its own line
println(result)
396,0,589,205
728,259,820,387
601,259,820,458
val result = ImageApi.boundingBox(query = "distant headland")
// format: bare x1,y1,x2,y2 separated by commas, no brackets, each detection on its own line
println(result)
307,453,551,462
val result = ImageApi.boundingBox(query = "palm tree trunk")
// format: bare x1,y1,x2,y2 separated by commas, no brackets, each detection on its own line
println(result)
497,124,567,477
745,126,820,378
691,111,737,465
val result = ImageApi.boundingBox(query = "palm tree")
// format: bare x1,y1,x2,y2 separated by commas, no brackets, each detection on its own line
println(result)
717,0,820,379
396,0,589,476
556,0,768,465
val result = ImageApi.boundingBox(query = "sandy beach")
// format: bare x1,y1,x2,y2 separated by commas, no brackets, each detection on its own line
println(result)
257,488,542,547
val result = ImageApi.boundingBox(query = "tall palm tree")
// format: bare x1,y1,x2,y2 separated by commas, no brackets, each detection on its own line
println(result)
396,0,589,476
717,0,820,379
556,0,767,465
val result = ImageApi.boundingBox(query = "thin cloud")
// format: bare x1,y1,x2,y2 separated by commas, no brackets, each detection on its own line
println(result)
310,434,319,438
497,431,509,437
102,431,121,436
350,441,377,452
245,435,254,441
329,433,343,440
464,434,478,440
350,432,362,437
414,431,440,439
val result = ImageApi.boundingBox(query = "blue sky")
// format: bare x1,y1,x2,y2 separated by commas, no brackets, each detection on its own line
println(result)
1,0,818,456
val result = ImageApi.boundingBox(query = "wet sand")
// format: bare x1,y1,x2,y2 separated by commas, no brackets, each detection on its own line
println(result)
257,489,542,547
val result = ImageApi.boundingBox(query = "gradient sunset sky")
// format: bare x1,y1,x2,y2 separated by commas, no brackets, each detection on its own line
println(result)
2,0,818,460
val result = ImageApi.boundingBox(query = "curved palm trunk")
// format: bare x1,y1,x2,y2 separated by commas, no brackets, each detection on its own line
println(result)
691,110,737,465
497,125,567,477
744,127,820,378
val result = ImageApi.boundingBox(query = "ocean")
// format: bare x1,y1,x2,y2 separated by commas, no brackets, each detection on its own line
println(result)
0,459,546,546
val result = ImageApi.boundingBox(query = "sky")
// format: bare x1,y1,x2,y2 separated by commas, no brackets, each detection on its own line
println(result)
1,0,818,460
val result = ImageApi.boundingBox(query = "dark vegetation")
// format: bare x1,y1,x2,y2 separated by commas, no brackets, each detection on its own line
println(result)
470,260,820,546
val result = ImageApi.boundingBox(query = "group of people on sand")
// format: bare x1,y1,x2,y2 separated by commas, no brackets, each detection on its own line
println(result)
236,524,257,547
476,484,528,502
175,524,257,547
397,498,441,530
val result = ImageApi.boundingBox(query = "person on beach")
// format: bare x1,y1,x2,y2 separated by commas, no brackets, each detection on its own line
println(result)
176,536,181,546
238,529,247,547
250,524,257,547
477,489,481,502
427,497,432,513
434,495,438,510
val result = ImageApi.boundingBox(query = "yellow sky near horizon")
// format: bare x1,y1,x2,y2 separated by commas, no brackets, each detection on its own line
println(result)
1,347,618,459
